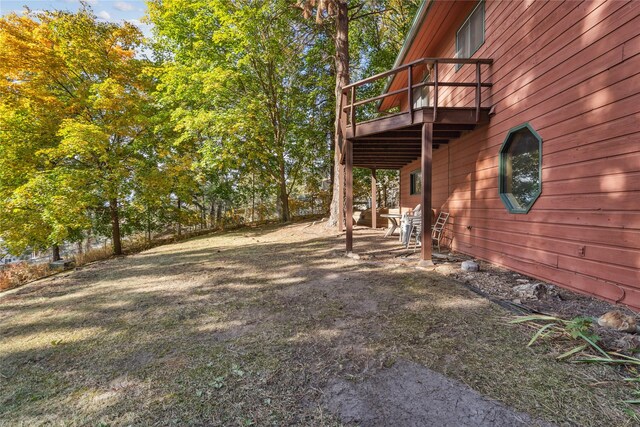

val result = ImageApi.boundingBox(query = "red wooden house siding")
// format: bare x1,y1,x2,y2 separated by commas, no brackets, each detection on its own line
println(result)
397,0,640,308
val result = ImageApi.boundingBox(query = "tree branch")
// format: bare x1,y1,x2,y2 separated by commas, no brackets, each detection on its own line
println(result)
351,8,390,21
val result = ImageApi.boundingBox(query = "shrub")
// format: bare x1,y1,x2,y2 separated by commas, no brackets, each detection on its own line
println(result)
0,262,52,291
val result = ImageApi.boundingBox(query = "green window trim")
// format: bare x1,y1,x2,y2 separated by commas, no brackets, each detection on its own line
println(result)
456,1,485,71
498,123,543,214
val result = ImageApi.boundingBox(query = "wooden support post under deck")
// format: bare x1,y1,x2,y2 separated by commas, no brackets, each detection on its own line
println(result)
345,139,353,253
420,123,433,265
338,92,347,232
398,168,402,214
338,157,344,232
371,168,377,229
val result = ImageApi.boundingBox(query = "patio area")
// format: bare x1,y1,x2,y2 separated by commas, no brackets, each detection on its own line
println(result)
337,223,455,266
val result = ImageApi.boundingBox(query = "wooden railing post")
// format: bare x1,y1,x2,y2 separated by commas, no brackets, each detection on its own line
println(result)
408,64,414,123
476,62,481,123
433,60,439,122
350,86,356,137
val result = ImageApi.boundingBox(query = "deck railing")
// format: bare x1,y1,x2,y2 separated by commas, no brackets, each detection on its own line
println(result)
339,57,493,141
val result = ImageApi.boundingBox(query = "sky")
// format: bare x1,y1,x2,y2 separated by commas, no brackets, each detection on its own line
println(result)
0,0,152,37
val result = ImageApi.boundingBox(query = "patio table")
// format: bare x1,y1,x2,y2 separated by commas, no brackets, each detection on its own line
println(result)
380,213,403,241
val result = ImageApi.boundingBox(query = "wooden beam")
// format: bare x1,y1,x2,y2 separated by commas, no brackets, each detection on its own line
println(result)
371,168,377,229
421,122,433,265
354,160,412,164
355,161,418,166
357,165,416,169
353,130,422,139
398,168,402,214
424,108,490,124
354,155,419,160
346,139,353,253
354,162,412,166
352,113,412,136
353,148,422,153
355,165,404,170
354,143,420,149
351,108,490,137
355,161,410,166
354,157,420,161
353,154,420,158
354,137,422,141
432,131,462,138
338,149,344,232
354,163,409,166
355,164,415,168
435,124,475,131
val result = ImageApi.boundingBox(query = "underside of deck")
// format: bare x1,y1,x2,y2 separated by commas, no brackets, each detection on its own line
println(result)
342,107,491,170
339,107,492,264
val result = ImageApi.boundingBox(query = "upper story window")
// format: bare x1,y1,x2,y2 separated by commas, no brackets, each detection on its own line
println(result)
456,1,485,69
410,169,421,195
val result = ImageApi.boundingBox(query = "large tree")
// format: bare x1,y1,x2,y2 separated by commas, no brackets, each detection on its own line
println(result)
0,8,173,255
148,0,330,222
296,0,421,227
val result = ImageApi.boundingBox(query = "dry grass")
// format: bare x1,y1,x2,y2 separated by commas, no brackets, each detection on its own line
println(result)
1,228,227,293
0,222,637,426
74,246,113,266
0,263,51,292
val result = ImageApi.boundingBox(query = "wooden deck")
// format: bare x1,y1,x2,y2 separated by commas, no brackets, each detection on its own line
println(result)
336,57,493,261
338,57,493,170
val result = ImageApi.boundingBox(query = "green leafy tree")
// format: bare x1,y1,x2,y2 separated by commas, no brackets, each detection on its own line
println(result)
148,0,330,222
0,8,168,255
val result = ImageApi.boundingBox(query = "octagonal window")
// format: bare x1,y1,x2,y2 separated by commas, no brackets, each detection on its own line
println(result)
499,123,542,213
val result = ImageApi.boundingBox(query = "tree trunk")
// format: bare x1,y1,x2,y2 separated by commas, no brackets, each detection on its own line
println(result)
85,231,92,253
210,198,216,227
251,173,256,223
52,245,61,262
177,198,182,236
383,185,387,208
146,207,152,242
279,161,290,222
327,0,349,227
202,194,206,229
109,199,123,255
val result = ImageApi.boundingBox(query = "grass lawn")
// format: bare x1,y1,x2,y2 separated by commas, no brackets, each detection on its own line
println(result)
0,222,636,426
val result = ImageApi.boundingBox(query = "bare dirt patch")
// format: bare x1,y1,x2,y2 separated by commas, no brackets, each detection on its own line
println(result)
324,359,551,427
0,222,637,426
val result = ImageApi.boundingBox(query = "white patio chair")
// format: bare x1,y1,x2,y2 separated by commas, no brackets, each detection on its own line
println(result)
405,211,450,252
